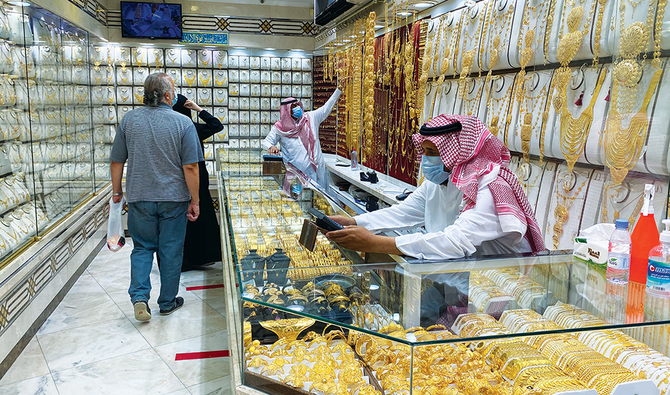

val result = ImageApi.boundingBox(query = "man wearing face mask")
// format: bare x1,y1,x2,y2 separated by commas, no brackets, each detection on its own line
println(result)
327,114,545,260
110,73,202,321
262,87,341,188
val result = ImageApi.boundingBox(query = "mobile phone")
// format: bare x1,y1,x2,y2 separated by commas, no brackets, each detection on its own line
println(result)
308,208,344,231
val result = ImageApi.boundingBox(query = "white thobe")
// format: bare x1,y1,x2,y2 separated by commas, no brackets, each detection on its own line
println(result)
355,166,532,260
262,89,341,188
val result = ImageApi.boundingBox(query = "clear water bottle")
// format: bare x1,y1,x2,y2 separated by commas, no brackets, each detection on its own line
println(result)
351,149,358,170
644,219,670,353
604,219,631,324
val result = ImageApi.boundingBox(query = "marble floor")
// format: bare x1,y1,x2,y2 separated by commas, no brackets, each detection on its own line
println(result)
0,239,232,395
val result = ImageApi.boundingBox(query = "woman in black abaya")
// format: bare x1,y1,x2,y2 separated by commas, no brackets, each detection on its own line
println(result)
172,94,223,271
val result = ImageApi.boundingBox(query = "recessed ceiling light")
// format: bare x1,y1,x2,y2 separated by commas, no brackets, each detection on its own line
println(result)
292,49,304,52
412,2,434,8
342,39,351,43
8,1,31,6
264,47,275,51
397,11,414,16
234,46,246,50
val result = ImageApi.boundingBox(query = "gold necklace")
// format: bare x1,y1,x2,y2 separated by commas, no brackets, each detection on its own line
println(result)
216,90,227,104
601,182,646,226
485,0,515,76
199,73,211,86
216,52,226,69
462,3,483,74
167,49,178,65
485,76,514,142
515,162,543,195
552,0,598,114
119,88,130,103
200,90,211,104
73,46,84,66
154,49,163,67
119,68,130,84
199,51,211,67
463,78,484,116
558,68,607,172
418,16,442,125
0,220,18,242
134,89,144,104
604,68,661,185
183,71,196,87
134,48,145,67
92,68,104,84
552,172,588,249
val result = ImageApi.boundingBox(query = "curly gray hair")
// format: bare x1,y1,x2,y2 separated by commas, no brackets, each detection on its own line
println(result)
143,73,173,107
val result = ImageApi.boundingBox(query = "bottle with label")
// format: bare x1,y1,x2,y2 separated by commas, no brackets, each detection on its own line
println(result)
290,178,302,200
627,184,660,323
604,219,631,324
351,149,358,170
643,219,670,354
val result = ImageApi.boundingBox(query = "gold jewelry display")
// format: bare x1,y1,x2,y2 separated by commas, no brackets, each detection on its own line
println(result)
133,47,145,67
604,66,661,185
199,50,211,68
558,67,607,172
198,72,211,87
183,70,196,87
551,0,599,132
362,11,375,159
485,75,514,142
552,171,588,249
134,88,144,104
166,49,178,65
601,181,646,225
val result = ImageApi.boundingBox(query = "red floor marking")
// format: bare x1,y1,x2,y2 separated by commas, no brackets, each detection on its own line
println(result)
175,350,230,361
185,284,224,291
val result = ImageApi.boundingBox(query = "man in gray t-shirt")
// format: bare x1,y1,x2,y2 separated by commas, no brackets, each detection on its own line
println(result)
110,72,204,321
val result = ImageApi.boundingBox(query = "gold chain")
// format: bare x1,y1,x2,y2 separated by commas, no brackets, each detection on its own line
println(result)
604,68,661,185
558,67,607,172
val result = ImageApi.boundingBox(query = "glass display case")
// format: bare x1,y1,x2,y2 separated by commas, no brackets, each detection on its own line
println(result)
0,3,113,270
217,153,670,395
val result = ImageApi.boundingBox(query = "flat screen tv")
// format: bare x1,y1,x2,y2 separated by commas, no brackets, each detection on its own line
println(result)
121,1,182,39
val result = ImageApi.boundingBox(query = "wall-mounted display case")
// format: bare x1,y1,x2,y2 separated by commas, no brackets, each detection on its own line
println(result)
0,3,114,270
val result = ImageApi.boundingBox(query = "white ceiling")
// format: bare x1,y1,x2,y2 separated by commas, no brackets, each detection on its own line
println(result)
196,0,314,7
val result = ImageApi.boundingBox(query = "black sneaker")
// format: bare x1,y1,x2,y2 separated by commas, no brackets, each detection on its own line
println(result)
159,296,184,316
133,301,151,322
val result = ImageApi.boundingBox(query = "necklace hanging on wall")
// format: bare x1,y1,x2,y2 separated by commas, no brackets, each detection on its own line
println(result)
558,67,607,172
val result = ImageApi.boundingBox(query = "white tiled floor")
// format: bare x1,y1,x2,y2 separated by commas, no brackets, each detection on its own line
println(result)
0,240,232,395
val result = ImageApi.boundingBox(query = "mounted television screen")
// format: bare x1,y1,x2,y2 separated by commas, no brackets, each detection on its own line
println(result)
120,2,182,39
314,0,354,26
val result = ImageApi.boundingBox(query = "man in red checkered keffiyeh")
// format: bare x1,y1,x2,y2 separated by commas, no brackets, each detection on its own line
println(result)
326,114,545,260
412,114,545,253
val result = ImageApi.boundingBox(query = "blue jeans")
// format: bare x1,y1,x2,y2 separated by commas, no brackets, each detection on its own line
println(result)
127,201,189,311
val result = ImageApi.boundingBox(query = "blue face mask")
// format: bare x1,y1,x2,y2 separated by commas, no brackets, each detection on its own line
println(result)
292,106,303,119
421,155,450,185
172,92,178,107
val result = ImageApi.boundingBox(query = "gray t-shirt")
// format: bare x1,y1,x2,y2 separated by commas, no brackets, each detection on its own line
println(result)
110,103,204,203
